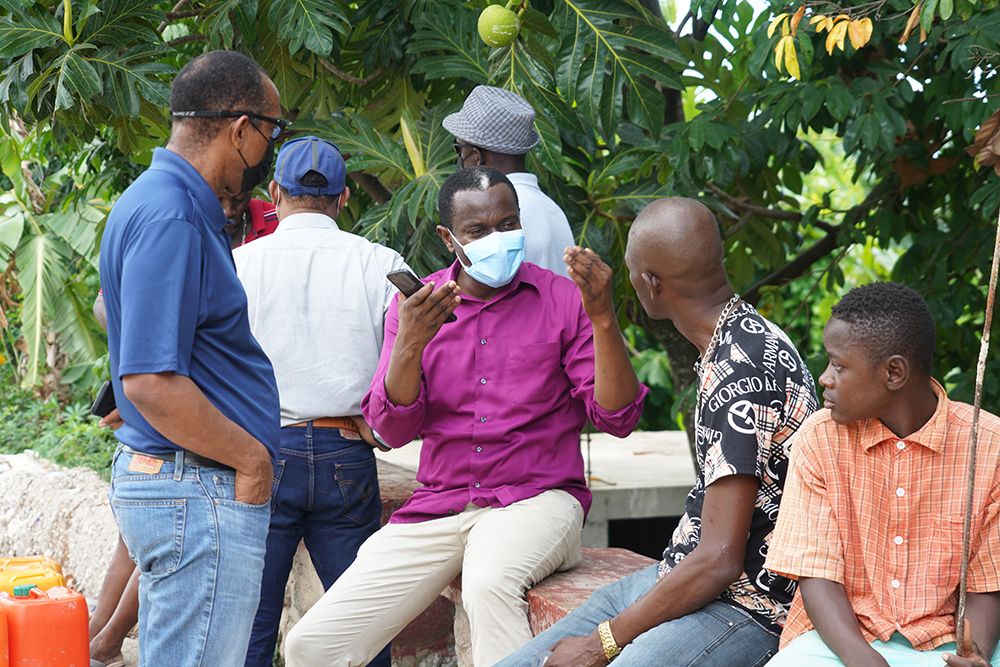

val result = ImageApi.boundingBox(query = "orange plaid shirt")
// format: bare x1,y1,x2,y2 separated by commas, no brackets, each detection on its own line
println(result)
765,380,1000,650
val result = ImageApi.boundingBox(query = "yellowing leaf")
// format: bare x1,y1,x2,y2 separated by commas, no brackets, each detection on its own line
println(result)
790,6,806,34
859,18,873,45
826,19,849,54
784,37,801,79
768,13,789,39
834,14,851,22
808,14,827,26
848,19,870,49
774,33,788,71
782,20,790,36
399,115,425,177
900,2,921,44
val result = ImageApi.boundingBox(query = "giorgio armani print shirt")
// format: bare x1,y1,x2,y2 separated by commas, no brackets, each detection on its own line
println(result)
658,301,818,635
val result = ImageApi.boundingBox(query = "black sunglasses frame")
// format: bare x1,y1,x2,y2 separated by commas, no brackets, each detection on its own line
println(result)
172,110,289,140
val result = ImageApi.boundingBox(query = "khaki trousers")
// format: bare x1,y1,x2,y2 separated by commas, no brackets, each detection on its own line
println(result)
284,489,584,667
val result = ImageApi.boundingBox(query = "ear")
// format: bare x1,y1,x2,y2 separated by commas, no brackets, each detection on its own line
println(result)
641,271,662,298
885,355,909,391
268,180,280,206
436,224,455,252
340,186,351,208
229,115,250,148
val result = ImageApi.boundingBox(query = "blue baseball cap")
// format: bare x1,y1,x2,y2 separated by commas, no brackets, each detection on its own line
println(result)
273,136,347,197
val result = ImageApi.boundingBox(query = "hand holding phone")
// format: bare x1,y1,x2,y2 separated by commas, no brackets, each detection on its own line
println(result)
90,380,117,418
387,270,457,323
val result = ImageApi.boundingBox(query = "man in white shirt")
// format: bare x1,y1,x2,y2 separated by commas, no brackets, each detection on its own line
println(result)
233,136,405,667
444,85,575,275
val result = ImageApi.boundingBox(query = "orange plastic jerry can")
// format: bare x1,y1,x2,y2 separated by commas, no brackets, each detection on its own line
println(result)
0,556,65,595
0,603,9,667
0,585,88,666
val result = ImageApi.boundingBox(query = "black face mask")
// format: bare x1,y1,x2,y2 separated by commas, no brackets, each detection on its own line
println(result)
238,139,274,194
237,124,275,194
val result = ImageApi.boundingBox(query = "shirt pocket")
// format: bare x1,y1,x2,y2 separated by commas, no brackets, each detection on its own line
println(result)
931,516,965,591
506,342,562,405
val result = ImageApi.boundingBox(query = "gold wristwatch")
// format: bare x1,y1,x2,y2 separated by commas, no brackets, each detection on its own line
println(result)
597,619,622,662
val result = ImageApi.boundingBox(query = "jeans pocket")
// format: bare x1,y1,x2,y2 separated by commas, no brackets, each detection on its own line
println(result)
270,459,286,512
335,459,379,527
209,470,271,511
111,499,186,576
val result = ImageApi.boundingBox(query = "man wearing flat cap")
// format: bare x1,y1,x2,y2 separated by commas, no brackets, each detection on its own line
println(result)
234,136,406,667
445,85,575,276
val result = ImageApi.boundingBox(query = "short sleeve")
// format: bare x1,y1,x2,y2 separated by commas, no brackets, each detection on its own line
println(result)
118,220,202,377
699,362,783,487
765,427,846,583
968,468,1000,592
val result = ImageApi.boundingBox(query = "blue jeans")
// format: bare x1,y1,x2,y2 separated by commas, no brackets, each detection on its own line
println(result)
110,446,270,667
244,424,389,667
497,564,778,667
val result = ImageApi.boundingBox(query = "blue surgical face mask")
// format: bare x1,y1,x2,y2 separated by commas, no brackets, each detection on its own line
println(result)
449,228,525,288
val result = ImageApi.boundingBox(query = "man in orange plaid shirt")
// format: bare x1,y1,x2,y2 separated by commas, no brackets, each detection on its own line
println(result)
766,282,1000,667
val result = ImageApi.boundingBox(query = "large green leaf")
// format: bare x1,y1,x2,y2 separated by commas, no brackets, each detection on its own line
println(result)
410,5,490,83
268,0,349,57
89,44,172,117
15,230,71,387
0,9,62,59
53,46,102,111
78,0,161,46
0,210,24,261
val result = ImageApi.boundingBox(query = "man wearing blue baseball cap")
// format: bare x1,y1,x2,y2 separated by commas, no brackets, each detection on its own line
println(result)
233,136,406,667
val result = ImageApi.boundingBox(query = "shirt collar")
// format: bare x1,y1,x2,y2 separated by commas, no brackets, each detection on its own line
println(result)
505,172,538,188
442,259,540,304
275,211,340,232
861,379,949,453
150,147,227,231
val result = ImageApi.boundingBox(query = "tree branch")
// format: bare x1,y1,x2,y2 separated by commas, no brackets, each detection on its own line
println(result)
742,181,896,303
158,0,192,33
318,60,385,87
349,171,392,205
707,183,802,221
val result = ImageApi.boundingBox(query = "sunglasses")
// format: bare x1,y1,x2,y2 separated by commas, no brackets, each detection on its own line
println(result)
172,110,290,140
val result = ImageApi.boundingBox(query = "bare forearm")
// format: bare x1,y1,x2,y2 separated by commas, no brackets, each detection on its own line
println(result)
591,317,640,411
122,373,268,472
611,549,741,645
967,592,1000,659
800,578,887,667
384,344,424,406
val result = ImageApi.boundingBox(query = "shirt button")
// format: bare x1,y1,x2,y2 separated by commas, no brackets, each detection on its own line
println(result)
476,446,482,452
474,482,481,488
891,579,901,589
894,536,904,545
480,378,487,385
480,338,487,345
896,440,906,450
480,416,487,423
896,487,905,497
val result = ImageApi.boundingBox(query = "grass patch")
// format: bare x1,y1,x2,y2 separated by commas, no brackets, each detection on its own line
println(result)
0,366,117,480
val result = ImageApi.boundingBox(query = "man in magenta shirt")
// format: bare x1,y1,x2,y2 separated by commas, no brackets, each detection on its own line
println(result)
284,167,648,667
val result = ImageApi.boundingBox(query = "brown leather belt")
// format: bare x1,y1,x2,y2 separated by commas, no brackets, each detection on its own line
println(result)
288,417,358,431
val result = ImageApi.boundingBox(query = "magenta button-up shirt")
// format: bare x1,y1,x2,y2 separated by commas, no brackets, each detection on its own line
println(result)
362,261,648,524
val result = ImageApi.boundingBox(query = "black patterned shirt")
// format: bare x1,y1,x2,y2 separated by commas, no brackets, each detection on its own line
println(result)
658,301,818,634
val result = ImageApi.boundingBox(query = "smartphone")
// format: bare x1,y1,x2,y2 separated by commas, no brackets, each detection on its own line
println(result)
90,380,117,418
387,270,457,323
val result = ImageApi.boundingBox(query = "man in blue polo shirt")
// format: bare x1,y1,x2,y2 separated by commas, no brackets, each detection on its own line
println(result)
99,50,286,666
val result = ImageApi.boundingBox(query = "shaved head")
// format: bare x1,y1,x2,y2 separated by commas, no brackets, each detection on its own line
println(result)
625,197,732,321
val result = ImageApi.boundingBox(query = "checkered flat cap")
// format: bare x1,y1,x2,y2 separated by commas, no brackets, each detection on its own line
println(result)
443,85,540,155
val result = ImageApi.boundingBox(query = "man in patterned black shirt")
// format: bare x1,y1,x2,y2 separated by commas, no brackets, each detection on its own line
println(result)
498,198,818,667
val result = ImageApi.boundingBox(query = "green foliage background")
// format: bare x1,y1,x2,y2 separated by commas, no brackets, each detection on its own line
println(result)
1,0,999,459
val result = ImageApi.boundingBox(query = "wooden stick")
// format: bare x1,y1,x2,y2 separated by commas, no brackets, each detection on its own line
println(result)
955,205,1000,650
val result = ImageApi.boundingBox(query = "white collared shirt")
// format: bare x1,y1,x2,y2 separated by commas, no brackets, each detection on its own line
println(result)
507,172,575,276
233,211,409,426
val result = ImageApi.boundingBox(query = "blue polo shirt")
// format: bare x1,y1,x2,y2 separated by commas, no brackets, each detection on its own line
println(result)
99,148,280,459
